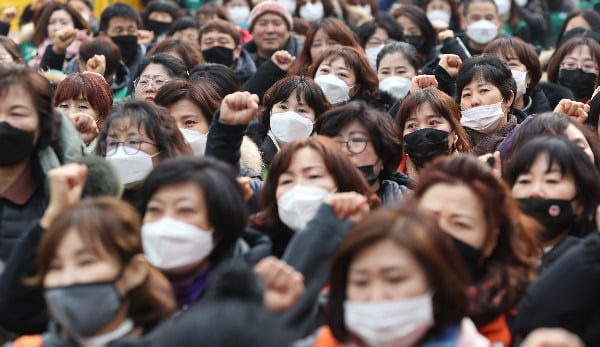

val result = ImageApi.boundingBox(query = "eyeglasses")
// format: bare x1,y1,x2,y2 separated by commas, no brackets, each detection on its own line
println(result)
134,77,170,89
336,137,370,154
101,138,156,156
559,62,599,75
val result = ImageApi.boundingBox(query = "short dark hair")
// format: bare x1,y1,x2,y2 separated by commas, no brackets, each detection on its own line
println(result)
326,206,469,342
199,18,241,46
555,10,600,48
167,16,200,37
147,39,203,71
456,54,516,106
78,36,121,79
391,5,436,54
99,3,142,33
141,0,183,26
33,2,90,46
136,156,248,262
547,36,600,87
189,63,241,98
355,13,404,49
154,79,220,126
376,41,421,72
504,136,600,226
134,53,189,82
484,37,543,91
316,101,402,176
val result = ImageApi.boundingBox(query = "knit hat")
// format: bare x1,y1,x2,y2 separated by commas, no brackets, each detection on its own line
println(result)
247,1,293,33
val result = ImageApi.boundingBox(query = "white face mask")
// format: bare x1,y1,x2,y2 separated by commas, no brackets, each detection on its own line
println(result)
344,293,434,347
314,74,351,105
511,70,527,100
299,1,325,22
228,6,250,26
105,146,159,188
427,10,451,25
365,44,383,70
460,99,505,134
179,128,208,156
270,111,313,144
355,4,371,15
466,20,499,45
494,0,511,16
515,0,527,6
142,217,214,271
279,0,296,13
277,185,331,232
379,76,411,100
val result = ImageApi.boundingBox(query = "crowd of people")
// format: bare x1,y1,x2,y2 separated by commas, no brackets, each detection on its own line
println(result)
0,0,599,345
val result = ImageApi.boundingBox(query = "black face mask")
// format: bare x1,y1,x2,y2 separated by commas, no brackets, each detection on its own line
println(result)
0,122,36,166
558,68,597,101
405,35,424,50
111,35,138,63
403,128,450,168
144,19,171,37
357,158,380,185
449,235,484,281
518,198,575,242
202,46,235,67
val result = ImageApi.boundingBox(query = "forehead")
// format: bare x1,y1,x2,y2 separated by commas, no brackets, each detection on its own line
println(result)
380,52,410,67
108,116,148,134
288,147,327,169
50,9,71,20
466,1,497,15
108,16,138,28
202,30,234,39
322,56,350,69
141,63,170,77
564,45,594,61
419,183,482,215
0,84,36,108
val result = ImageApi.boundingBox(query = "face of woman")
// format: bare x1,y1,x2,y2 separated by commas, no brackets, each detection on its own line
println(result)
105,118,161,165
559,45,599,78
346,239,429,302
500,50,531,84
167,98,210,134
310,29,343,62
0,85,40,142
275,147,336,199
404,102,456,147
57,97,99,121
377,52,417,81
511,153,577,202
134,63,172,102
426,0,451,15
315,57,357,88
47,10,75,41
397,16,422,37
365,27,391,49
333,120,383,176
460,78,506,110
564,16,591,33
418,183,488,250
563,124,595,163
271,90,316,121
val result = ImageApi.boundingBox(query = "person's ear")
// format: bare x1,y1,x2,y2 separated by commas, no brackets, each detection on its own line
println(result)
349,84,360,97
116,254,149,295
233,45,242,61
504,90,515,109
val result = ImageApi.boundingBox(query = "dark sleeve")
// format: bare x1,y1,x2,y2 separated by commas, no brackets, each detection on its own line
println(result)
514,233,600,346
278,204,354,339
241,228,272,265
0,221,48,335
39,44,66,71
243,60,287,101
434,64,456,99
0,22,9,36
205,109,246,172
439,36,471,61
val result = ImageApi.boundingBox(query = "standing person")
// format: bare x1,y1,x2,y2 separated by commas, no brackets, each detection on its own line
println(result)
452,0,503,56
355,13,405,70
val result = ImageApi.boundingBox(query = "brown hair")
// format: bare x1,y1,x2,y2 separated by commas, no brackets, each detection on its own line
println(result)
53,72,114,130
0,36,24,64
307,47,379,100
412,155,539,309
396,87,472,153
154,79,220,126
288,18,362,76
547,36,600,87
78,36,121,80
147,38,204,71
484,37,542,90
33,1,90,46
250,136,377,229
326,206,469,342
199,18,241,47
34,197,176,331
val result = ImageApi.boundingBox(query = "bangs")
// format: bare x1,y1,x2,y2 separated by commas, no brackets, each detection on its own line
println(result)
103,111,150,135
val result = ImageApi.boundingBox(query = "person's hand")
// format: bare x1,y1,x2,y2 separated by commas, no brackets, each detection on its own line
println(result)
254,256,304,312
324,192,369,223
137,29,154,45
478,151,502,179
554,99,590,123
237,177,253,201
1,7,17,23
52,28,77,54
410,75,438,94
219,91,259,125
84,54,106,76
271,50,296,71
437,29,455,43
40,163,88,229
520,328,584,347
69,112,99,144
439,54,462,78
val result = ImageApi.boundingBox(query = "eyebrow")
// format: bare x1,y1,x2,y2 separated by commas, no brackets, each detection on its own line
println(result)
282,165,324,174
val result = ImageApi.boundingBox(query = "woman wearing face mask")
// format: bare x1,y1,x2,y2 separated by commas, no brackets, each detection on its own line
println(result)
423,0,462,33
133,53,188,102
546,36,600,103
224,0,252,29
355,13,405,70
456,54,519,156
413,155,539,345
140,0,182,43
294,0,336,24
248,76,330,166
484,37,551,116
316,101,412,205
11,197,176,346
395,87,472,181
137,156,271,308
95,100,191,197
375,42,420,104
505,137,600,272
314,207,489,347
53,72,113,152
250,136,375,257
288,18,363,77
308,47,379,109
